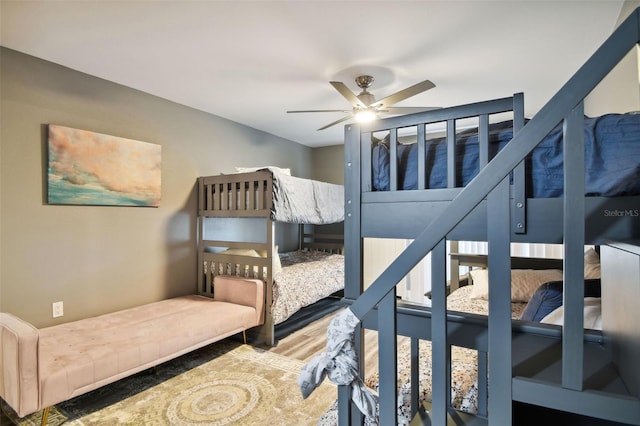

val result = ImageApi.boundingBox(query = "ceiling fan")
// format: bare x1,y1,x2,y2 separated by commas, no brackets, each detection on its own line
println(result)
287,75,438,130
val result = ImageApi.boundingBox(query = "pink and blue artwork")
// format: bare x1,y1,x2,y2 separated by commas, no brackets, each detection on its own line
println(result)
47,125,161,207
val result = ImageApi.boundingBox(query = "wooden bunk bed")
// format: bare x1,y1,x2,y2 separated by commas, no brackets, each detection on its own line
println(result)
197,169,345,346
301,8,640,426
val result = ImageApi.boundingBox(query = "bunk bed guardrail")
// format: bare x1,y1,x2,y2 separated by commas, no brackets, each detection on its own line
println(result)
302,8,640,426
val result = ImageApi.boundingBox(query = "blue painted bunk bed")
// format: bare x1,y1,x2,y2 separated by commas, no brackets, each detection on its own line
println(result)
304,8,640,426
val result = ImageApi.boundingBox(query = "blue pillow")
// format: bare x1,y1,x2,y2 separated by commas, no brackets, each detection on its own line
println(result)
372,144,390,191
520,279,601,322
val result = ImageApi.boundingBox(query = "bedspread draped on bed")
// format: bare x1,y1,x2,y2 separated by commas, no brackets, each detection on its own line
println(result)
271,250,345,325
267,168,344,224
372,113,640,197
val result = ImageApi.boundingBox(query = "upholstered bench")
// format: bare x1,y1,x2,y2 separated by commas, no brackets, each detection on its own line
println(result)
0,276,264,424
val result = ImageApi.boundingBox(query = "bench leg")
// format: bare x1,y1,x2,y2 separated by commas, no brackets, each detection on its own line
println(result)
40,406,51,426
243,330,247,344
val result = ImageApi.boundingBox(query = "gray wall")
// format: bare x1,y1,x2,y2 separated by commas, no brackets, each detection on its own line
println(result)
0,47,314,327
311,145,344,185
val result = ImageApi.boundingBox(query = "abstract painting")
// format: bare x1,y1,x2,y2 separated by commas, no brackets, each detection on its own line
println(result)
47,125,162,206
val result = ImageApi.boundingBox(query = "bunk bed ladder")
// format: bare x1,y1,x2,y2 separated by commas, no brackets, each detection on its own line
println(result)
341,8,640,426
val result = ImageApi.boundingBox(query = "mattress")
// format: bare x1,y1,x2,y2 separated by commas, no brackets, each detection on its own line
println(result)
372,113,640,198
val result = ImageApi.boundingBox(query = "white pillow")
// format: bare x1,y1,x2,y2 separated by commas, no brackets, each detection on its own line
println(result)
540,297,602,330
273,249,282,275
223,247,282,275
583,247,601,279
469,268,564,302
220,248,260,257
234,166,291,176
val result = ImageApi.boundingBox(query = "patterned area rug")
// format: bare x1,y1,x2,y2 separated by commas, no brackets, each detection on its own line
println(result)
2,340,335,426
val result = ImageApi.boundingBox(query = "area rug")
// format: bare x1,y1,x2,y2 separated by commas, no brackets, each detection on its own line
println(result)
2,340,336,426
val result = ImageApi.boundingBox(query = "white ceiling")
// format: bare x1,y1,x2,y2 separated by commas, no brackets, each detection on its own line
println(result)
0,1,625,147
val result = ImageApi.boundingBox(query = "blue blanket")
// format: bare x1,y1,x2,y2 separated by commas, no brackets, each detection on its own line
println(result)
372,113,640,198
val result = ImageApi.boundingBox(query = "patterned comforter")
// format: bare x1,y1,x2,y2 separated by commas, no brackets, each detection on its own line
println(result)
271,250,344,325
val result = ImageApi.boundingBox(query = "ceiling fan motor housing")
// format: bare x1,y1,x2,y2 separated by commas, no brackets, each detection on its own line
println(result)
355,75,374,89
355,75,375,106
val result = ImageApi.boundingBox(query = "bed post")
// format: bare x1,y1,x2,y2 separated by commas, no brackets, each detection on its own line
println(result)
561,102,586,390
487,174,513,424
511,93,526,235
341,122,365,425
197,177,205,295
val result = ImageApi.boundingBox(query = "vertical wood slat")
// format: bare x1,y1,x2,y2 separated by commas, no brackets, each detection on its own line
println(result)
477,351,488,417
200,180,205,211
212,183,219,211
479,114,489,168
430,239,448,425
361,131,373,193
338,386,352,426
512,92,527,234
231,181,238,211
221,182,228,211
204,183,210,211
562,102,586,391
487,175,512,425
257,179,265,211
239,179,246,211
417,124,426,190
248,179,256,210
446,119,456,188
265,173,274,216
449,240,460,293
378,288,398,426
389,128,398,191
410,338,420,419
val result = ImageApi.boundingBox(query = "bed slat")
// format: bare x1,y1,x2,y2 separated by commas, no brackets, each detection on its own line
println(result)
446,119,456,188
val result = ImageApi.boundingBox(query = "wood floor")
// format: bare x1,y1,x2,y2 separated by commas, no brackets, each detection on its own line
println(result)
262,306,386,376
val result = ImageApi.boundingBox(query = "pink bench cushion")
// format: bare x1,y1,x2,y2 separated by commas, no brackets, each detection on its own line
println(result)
0,313,40,417
37,295,256,408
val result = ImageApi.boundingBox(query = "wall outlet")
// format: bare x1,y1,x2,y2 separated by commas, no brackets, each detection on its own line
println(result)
52,301,64,318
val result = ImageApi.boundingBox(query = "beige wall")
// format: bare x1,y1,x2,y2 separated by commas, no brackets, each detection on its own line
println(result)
311,145,344,184
0,48,313,327
586,0,640,115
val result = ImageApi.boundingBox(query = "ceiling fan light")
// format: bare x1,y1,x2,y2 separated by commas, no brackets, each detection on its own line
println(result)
354,109,377,123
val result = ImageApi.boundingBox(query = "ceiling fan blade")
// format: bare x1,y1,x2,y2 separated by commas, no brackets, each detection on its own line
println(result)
370,79,436,108
317,115,354,131
383,106,442,114
330,81,367,108
287,109,351,113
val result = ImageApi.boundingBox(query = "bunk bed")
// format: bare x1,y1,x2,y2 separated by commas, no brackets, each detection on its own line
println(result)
197,168,345,346
301,8,640,426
